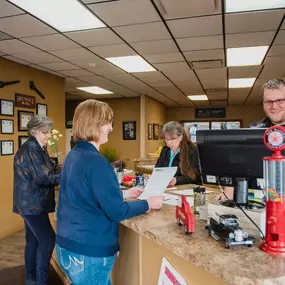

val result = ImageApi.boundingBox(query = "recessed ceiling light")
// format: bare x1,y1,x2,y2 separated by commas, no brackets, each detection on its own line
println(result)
105,55,156,73
187,95,208,101
225,0,285,13
229,78,256,88
9,0,106,32
227,46,269,67
77,86,113,95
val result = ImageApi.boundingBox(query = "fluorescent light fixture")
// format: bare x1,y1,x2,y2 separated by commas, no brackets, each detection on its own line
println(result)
9,0,106,32
229,78,256,88
187,95,208,101
105,55,156,73
227,46,269,67
77,86,113,95
225,0,285,13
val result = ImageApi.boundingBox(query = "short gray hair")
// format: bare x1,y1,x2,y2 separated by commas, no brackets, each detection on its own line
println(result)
262,78,285,92
27,115,53,137
162,121,183,138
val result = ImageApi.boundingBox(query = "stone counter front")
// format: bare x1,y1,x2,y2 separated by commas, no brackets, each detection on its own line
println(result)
121,185,285,285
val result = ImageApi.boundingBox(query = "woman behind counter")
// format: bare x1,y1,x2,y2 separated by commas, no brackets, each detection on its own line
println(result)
56,99,163,285
155,121,201,186
13,115,61,285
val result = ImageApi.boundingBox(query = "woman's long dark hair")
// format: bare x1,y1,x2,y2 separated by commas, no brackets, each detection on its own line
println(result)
162,121,198,180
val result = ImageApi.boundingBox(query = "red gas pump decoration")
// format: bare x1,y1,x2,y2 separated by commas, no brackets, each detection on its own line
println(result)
260,125,285,255
176,195,195,234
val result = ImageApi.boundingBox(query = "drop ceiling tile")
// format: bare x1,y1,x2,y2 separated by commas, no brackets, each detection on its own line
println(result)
176,83,204,95
159,0,222,19
131,39,178,55
2,55,30,65
167,15,222,38
39,62,80,71
226,31,275,48
113,22,171,43
207,91,228,100
0,14,56,38
14,52,63,64
50,48,96,61
228,88,250,104
274,30,285,45
282,20,285,30
83,0,111,3
70,56,111,69
22,34,80,51
191,101,211,106
88,44,136,58
229,66,262,79
225,10,284,34
65,28,123,47
144,52,184,63
134,71,172,86
268,45,285,56
0,32,13,41
183,49,224,61
88,0,160,26
259,65,285,80
60,69,95,77
0,39,39,54
87,66,125,75
0,1,24,17
196,68,227,89
177,35,223,51
264,56,285,66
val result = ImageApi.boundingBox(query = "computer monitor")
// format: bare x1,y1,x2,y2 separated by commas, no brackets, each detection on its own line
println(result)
196,128,272,189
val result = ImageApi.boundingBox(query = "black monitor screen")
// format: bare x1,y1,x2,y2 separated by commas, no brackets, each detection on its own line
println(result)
196,128,272,187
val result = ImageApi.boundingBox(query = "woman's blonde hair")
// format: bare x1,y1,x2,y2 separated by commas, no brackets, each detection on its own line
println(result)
72,99,113,142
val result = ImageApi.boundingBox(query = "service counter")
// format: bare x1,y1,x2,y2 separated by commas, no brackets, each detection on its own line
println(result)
51,185,285,285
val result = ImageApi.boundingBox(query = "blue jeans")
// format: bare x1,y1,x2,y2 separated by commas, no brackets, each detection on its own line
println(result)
22,212,55,285
56,245,116,285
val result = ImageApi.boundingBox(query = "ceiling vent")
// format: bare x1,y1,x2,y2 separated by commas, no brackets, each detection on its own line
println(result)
190,59,224,69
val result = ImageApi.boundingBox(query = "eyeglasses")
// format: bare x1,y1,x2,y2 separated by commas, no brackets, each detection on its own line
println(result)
263,98,285,107
164,136,180,142
41,130,52,135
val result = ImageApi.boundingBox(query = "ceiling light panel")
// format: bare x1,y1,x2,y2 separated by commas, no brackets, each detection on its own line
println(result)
188,95,208,101
227,46,269,66
229,78,256,88
105,55,156,73
77,86,113,94
9,0,106,32
225,0,285,13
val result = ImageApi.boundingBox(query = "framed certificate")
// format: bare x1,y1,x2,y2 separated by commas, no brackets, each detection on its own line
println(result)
18,136,29,148
0,99,14,116
1,140,14,155
1,119,14,134
36,103,48,116
18,110,34,132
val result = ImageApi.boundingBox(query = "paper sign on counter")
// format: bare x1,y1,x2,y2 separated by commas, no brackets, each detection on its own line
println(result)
171,189,213,195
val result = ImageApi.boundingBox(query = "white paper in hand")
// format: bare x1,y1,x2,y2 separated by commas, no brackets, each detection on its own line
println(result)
139,167,177,199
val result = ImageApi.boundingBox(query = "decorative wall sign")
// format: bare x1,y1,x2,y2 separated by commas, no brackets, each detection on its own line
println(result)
18,110,34,131
153,123,160,140
159,124,163,139
0,99,14,116
15,93,36,109
1,119,14,134
18,136,29,148
148,123,152,140
123,121,136,140
36,103,47,116
195,108,226,119
1,140,14,155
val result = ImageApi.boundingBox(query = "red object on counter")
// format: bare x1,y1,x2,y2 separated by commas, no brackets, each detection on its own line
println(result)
176,195,195,234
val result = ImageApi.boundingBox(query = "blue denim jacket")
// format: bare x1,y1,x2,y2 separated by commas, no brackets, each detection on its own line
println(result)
13,136,61,215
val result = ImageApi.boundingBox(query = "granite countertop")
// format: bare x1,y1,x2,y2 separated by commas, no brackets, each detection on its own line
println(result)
121,184,285,285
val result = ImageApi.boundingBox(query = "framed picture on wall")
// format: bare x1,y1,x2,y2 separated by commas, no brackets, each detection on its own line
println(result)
159,125,163,139
0,99,14,116
148,123,152,140
18,136,29,148
123,121,136,140
18,110,34,132
153,123,159,140
1,119,14,134
0,140,14,155
36,103,47,116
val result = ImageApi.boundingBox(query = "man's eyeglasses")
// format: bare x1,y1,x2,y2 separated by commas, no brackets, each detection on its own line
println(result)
263,98,285,107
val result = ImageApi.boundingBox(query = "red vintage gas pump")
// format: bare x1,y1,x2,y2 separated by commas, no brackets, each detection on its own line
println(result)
260,126,285,254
